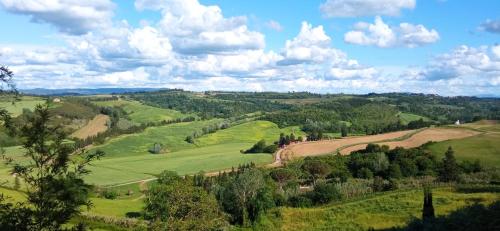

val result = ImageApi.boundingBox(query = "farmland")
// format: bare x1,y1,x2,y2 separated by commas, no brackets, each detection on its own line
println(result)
71,114,110,139
83,120,301,185
339,127,480,155
0,91,499,231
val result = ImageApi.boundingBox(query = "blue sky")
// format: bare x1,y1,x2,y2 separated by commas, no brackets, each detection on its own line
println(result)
0,0,499,96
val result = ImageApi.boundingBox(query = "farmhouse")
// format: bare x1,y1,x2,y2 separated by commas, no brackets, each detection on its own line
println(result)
52,98,61,103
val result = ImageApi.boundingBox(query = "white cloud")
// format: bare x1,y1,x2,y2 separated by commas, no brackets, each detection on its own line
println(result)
266,20,283,32
492,45,500,59
0,0,115,35
135,0,264,54
320,0,415,18
405,45,500,93
344,16,439,48
279,21,345,65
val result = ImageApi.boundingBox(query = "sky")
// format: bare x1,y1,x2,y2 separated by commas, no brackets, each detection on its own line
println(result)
0,0,499,96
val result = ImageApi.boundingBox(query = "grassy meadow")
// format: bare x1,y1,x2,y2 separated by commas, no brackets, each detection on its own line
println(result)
93,99,188,124
260,187,500,231
83,120,301,185
0,96,46,117
426,121,500,167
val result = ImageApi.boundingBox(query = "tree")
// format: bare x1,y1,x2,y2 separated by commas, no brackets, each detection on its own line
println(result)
439,147,460,182
270,168,296,192
422,186,435,221
302,160,331,185
341,125,348,137
0,104,104,230
309,183,342,204
144,172,226,230
388,163,403,179
218,169,273,226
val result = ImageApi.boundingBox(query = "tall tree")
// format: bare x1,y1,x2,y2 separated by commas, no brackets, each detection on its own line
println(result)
0,104,104,230
439,147,460,182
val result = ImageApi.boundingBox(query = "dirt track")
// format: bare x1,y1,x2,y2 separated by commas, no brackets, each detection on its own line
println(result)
339,127,480,155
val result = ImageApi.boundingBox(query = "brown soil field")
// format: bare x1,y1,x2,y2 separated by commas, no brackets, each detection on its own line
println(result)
281,130,416,159
339,127,480,155
71,114,110,139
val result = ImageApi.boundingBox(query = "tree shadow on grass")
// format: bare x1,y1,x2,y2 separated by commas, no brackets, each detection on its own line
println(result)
379,201,500,231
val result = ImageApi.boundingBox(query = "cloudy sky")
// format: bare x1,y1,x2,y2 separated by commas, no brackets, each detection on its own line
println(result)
0,0,499,96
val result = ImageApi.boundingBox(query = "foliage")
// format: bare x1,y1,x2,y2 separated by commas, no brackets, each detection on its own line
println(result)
144,171,226,230
0,104,104,230
438,147,461,182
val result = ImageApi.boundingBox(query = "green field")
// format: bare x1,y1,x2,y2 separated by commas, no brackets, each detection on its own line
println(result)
196,120,303,146
82,120,301,185
263,187,500,230
93,99,188,124
426,132,500,167
0,96,46,117
397,112,429,125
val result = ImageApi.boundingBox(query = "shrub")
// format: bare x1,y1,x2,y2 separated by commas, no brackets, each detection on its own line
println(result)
102,190,118,200
288,195,313,208
308,183,343,205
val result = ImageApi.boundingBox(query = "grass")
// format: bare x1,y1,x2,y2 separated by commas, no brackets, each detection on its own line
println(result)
263,187,500,231
93,99,188,124
397,112,429,125
426,132,500,167
92,119,224,158
80,120,299,186
196,120,303,146
86,143,273,185
0,96,46,117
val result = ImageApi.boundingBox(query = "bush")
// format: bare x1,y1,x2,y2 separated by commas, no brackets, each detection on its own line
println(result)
288,195,313,208
308,183,343,205
102,190,118,200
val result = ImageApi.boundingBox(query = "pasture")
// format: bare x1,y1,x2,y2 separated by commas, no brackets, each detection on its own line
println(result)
83,120,298,185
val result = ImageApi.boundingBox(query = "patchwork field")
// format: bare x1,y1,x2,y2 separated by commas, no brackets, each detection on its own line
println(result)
267,187,500,230
81,120,301,185
281,130,416,158
71,114,110,139
93,99,188,124
339,127,480,155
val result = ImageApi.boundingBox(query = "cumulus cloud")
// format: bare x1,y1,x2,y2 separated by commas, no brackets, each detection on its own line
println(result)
406,45,500,88
344,16,439,48
479,19,500,34
320,0,415,18
135,0,264,54
0,0,114,35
